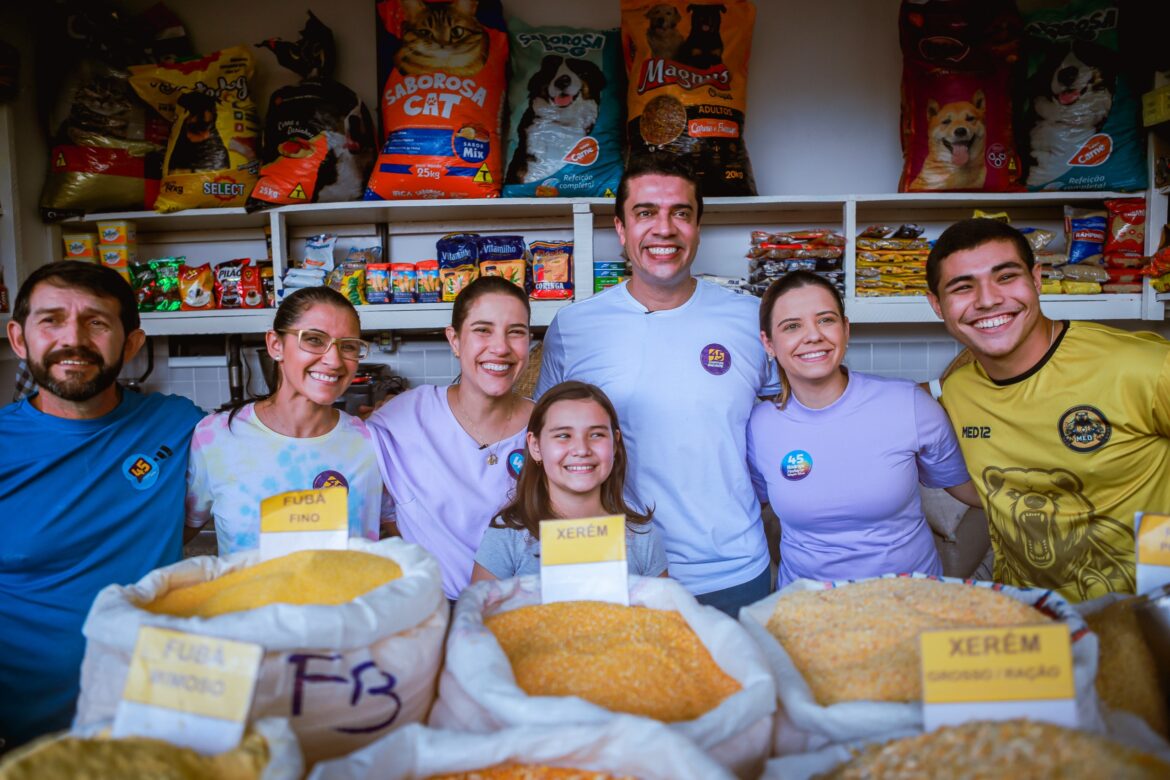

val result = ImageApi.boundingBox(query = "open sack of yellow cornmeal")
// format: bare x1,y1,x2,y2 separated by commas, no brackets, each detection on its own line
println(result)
305,718,735,780
737,573,1101,757
74,539,448,766
0,718,302,780
431,575,776,780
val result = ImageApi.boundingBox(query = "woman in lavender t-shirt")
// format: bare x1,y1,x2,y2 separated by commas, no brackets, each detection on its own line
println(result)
366,277,535,599
747,271,981,589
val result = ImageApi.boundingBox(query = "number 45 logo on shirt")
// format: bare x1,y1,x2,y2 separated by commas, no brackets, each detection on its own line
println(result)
121,446,174,491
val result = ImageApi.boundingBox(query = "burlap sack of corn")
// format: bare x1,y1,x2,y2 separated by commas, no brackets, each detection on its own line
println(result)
739,573,1102,756
74,538,447,766
430,575,775,779
307,717,734,780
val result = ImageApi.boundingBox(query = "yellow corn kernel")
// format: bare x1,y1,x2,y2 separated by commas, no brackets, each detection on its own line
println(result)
1086,597,1169,738
144,550,402,618
484,602,741,723
0,730,268,780
820,719,1170,779
428,766,634,780
766,579,1049,705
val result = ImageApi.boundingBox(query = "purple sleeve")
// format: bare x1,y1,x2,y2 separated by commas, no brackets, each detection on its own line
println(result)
745,409,770,505
912,386,971,489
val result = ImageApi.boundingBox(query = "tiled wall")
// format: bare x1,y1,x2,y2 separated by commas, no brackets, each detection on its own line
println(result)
0,326,962,411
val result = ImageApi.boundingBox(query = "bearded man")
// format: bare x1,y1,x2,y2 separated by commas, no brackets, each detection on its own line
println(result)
0,261,203,750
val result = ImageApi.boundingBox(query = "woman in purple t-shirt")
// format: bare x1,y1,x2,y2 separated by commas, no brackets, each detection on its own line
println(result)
747,271,980,588
366,277,535,599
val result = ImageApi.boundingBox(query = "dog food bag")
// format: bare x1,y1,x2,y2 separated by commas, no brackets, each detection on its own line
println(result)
438,233,480,301
530,240,574,300
503,20,624,198
179,262,215,311
1020,0,1146,191
898,0,1024,192
621,0,757,196
129,46,261,212
249,12,377,211
416,259,441,302
75,538,448,766
368,0,509,200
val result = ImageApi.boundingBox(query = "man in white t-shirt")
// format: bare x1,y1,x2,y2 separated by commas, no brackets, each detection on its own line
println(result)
537,155,775,615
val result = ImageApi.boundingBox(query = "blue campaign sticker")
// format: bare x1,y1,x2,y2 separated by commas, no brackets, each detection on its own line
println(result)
122,453,161,491
700,343,731,376
507,449,526,479
314,470,350,490
781,450,813,481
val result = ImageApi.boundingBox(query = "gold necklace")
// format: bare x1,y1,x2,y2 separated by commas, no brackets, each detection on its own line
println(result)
453,388,513,466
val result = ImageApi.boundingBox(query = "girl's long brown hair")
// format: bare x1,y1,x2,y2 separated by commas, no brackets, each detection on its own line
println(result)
494,381,652,539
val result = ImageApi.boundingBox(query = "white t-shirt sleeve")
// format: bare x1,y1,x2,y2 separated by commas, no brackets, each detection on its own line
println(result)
535,316,566,400
912,385,971,489
184,417,215,530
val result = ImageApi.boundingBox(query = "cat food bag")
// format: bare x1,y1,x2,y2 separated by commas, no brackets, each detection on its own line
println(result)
129,46,261,212
503,20,624,198
899,0,1024,192
1020,0,1146,191
249,12,377,210
620,0,757,196
368,0,509,200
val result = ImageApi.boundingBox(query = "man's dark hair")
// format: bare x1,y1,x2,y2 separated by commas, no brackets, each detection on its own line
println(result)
926,218,1036,296
614,154,704,224
12,260,140,334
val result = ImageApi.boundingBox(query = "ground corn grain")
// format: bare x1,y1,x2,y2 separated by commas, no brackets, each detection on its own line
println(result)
766,579,1049,704
144,550,402,618
0,730,268,780
815,719,1170,779
484,602,741,722
1085,597,1169,737
428,767,634,779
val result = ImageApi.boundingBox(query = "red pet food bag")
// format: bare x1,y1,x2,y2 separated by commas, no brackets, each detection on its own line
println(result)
367,0,508,199
898,0,1024,192
620,0,757,196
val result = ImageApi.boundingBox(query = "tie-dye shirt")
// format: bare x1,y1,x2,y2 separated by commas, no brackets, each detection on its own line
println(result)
185,403,383,555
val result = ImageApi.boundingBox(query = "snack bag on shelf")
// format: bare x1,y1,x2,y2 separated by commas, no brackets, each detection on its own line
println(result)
530,240,574,300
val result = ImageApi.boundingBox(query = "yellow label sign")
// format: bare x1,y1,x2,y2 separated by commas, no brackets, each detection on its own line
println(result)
1138,513,1170,567
541,515,626,566
260,486,347,533
921,624,1074,704
122,627,262,721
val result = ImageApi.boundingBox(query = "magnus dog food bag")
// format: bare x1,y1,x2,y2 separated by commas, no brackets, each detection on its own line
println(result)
368,0,508,200
503,20,624,198
1020,0,1146,192
620,0,757,197
249,12,377,210
129,47,261,212
899,0,1024,192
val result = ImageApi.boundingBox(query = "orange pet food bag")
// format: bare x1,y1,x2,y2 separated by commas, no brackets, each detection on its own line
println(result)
368,0,509,200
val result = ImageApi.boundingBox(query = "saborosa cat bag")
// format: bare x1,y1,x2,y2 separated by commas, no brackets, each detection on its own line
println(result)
368,0,508,199
129,46,261,212
1020,0,1146,191
899,0,1024,192
620,0,757,197
503,20,624,198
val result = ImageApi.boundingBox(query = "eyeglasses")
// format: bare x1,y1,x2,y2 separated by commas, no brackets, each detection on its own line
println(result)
278,329,369,361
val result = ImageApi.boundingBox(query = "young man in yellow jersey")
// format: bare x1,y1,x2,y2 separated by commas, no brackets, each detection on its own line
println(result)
926,218,1170,603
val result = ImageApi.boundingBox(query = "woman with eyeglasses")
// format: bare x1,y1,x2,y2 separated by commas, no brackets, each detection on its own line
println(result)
366,276,534,600
184,286,386,555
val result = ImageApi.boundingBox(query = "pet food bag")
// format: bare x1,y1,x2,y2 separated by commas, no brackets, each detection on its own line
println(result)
620,0,757,196
74,538,448,766
1020,0,1146,191
249,12,377,210
367,0,509,200
739,573,1101,757
503,20,624,198
898,0,1024,192
307,718,735,780
430,575,776,779
129,46,261,212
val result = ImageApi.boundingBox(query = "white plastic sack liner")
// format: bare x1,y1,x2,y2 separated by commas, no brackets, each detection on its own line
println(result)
307,717,735,780
74,538,448,766
740,572,1102,756
429,574,776,779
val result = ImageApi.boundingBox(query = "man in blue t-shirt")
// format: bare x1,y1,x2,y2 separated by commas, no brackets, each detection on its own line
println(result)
1,261,204,750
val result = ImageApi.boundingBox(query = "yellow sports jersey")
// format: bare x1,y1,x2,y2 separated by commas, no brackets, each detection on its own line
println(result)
940,321,1170,603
